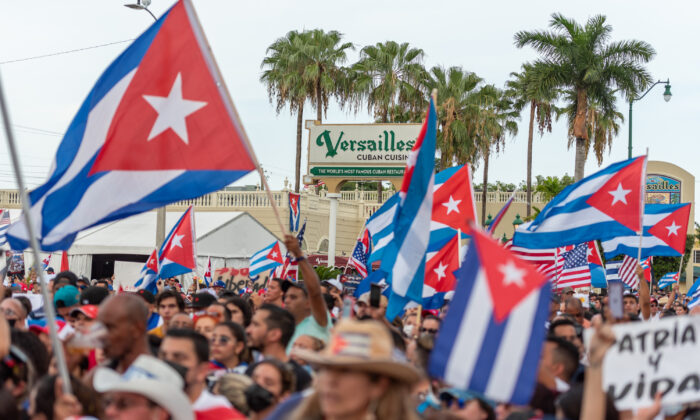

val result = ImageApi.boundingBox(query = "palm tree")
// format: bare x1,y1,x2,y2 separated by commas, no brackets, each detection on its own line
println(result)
515,13,655,181
505,64,557,216
261,30,353,192
472,86,519,223
351,41,428,202
427,66,483,170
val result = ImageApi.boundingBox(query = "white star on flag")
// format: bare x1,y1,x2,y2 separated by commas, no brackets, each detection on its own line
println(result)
143,73,207,144
442,195,461,215
169,234,184,250
433,262,448,280
499,260,526,288
271,251,278,258
608,182,631,206
666,221,681,236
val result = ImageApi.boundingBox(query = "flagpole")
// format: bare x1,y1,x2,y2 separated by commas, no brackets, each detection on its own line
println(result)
183,0,287,236
344,224,366,274
457,228,462,268
636,149,649,264
0,71,73,395
677,253,684,284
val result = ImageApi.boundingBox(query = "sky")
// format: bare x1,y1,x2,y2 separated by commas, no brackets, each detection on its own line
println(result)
0,1,697,215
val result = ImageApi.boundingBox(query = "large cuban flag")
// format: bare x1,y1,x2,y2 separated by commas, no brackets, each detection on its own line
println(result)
380,98,437,320
429,226,550,404
601,203,690,259
7,0,256,251
513,156,646,249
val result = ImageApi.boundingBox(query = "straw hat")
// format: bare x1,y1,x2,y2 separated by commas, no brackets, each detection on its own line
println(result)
293,320,420,384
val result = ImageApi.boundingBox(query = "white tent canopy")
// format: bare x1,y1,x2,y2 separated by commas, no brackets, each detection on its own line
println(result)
3,210,279,282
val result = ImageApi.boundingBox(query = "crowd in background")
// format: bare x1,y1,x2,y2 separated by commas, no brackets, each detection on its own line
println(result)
0,234,699,420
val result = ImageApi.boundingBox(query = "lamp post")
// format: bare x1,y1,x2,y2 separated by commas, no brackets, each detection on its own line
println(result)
125,0,157,21
628,79,671,158
512,214,524,232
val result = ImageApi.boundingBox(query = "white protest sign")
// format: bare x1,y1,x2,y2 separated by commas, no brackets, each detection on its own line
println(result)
603,315,700,410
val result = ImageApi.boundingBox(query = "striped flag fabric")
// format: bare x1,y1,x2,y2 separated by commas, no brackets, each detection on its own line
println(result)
158,206,196,279
203,256,212,287
273,220,306,280
423,233,460,309
487,193,515,234
249,241,284,277
381,98,437,319
0,210,10,246
288,192,301,233
41,254,52,271
348,228,371,278
687,278,700,309
605,256,651,289
601,203,691,259
429,226,550,404
134,249,159,293
513,156,647,249
504,240,561,280
555,243,591,290
657,271,678,290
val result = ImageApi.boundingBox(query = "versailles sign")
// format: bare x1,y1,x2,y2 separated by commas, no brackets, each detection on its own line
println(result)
306,120,421,178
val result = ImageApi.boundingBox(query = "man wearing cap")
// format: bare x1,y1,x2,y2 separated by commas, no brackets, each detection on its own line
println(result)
54,284,81,323
355,291,388,321
211,280,226,296
281,234,331,353
70,304,99,333
93,354,194,420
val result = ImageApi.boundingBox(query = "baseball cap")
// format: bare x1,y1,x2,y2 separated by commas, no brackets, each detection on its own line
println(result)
325,278,343,292
135,289,156,305
561,287,575,295
281,279,306,294
80,286,110,305
212,280,226,288
70,304,99,320
54,285,80,308
357,291,388,307
190,292,217,310
93,355,193,420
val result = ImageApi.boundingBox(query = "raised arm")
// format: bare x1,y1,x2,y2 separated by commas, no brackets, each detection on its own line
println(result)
284,234,328,327
637,265,651,321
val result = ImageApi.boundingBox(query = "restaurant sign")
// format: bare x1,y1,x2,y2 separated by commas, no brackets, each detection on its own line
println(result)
646,174,681,204
306,120,421,178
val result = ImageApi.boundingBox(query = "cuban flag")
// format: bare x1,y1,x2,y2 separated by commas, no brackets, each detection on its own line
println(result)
380,98,437,320
429,226,550,404
348,227,371,278
41,254,52,271
289,192,301,233
6,0,257,252
134,249,159,292
587,241,607,288
601,203,690,259
687,278,700,310
513,156,646,249
423,233,460,309
274,220,306,280
158,206,196,279
0,210,9,246
657,271,679,290
249,241,284,277
203,256,212,287
487,192,515,234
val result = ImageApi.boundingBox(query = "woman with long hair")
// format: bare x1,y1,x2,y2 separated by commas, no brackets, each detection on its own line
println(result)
290,320,421,420
209,322,251,375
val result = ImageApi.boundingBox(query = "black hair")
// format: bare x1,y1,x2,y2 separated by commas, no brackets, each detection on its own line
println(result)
10,328,49,376
545,335,579,381
322,293,334,311
225,296,252,326
33,374,101,419
556,382,619,420
12,296,31,317
0,388,20,419
165,329,209,363
548,318,577,335
95,279,109,287
209,302,232,322
148,334,162,356
423,314,442,325
270,278,284,289
216,322,252,364
258,304,296,347
54,271,78,287
156,289,185,311
218,290,237,299
249,358,296,395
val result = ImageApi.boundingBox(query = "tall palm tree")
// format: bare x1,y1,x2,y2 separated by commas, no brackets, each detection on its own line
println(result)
427,66,483,170
351,41,428,201
505,64,557,216
515,13,655,181
261,30,352,192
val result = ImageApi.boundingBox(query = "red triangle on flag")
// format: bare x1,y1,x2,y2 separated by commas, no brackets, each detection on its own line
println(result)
89,1,256,173
586,241,603,266
60,251,70,272
266,242,284,264
647,204,690,254
146,249,159,272
160,207,196,269
473,228,547,323
432,166,477,231
425,234,460,293
586,156,645,232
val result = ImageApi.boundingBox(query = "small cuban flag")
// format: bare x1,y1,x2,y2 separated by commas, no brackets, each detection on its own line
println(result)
657,271,679,290
289,192,301,233
429,225,550,404
203,256,212,287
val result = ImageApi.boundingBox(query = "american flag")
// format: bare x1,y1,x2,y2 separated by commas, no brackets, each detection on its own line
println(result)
555,243,591,289
606,256,651,289
348,228,371,278
0,210,9,246
504,241,561,280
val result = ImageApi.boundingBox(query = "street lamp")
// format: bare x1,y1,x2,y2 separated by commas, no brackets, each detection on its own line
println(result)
628,79,671,158
512,214,524,231
125,0,157,21
484,214,493,228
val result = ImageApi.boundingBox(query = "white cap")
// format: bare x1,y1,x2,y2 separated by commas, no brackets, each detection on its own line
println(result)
93,355,193,420
326,277,343,292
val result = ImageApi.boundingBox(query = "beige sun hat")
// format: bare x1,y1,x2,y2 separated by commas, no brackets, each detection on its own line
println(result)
292,319,421,384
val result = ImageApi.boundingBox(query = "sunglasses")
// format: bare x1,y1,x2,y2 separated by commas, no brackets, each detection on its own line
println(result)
420,328,438,334
209,336,232,345
440,394,467,409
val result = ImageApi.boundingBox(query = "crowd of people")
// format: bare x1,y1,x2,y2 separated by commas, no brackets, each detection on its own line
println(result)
1,234,699,420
